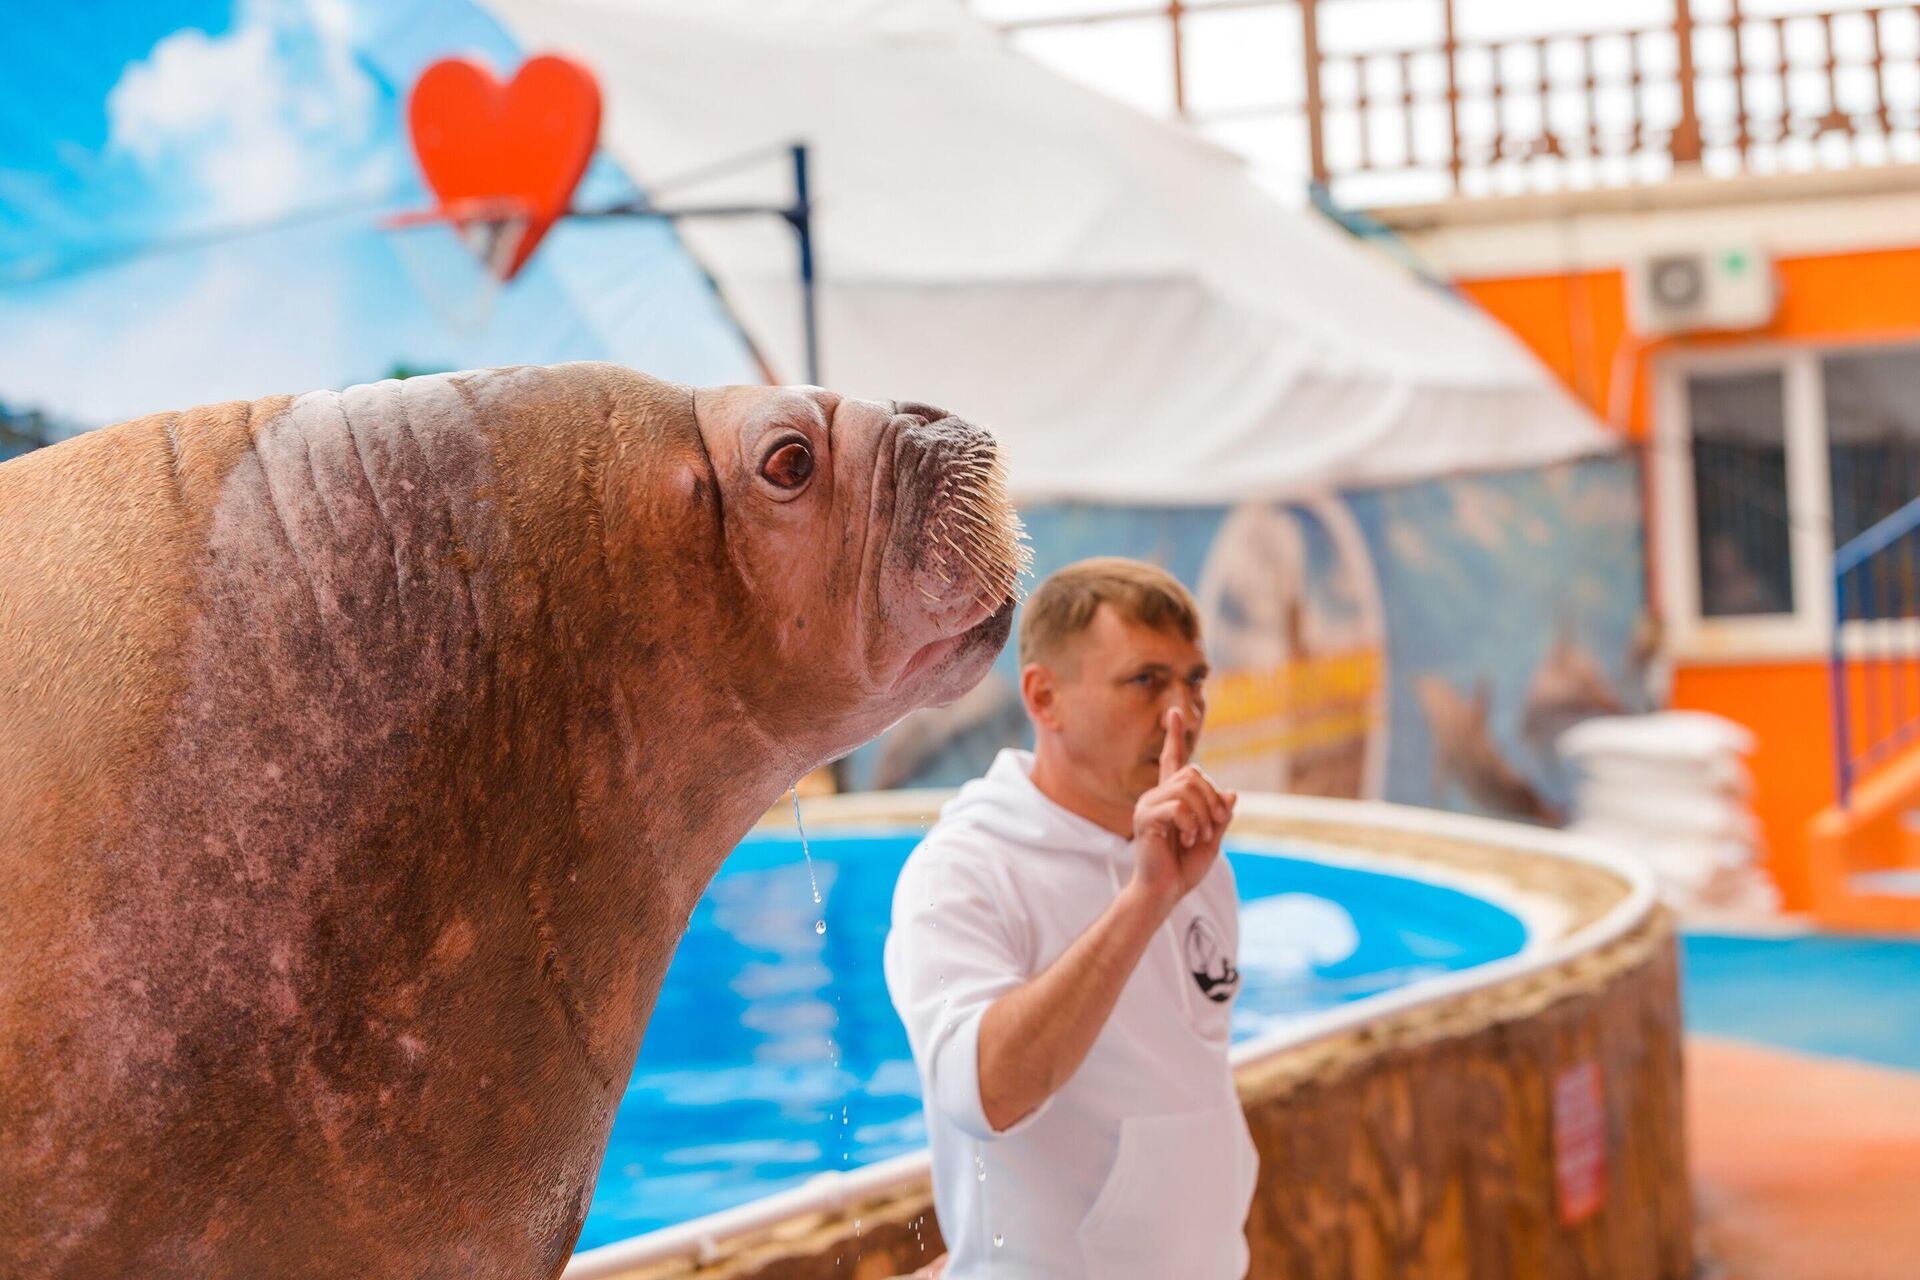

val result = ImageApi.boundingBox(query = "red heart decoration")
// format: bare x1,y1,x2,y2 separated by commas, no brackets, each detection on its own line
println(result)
407,54,602,281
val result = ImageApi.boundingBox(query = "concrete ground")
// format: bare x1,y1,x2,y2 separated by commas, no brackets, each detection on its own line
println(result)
1687,1035,1920,1280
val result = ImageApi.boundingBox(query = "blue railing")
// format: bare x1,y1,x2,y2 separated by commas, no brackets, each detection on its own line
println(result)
1831,493,1920,808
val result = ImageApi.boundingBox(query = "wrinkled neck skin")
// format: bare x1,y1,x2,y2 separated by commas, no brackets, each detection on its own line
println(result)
385,367,814,1072
395,369,819,1095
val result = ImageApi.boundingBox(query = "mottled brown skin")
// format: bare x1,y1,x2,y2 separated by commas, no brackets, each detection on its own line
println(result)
0,363,1014,1278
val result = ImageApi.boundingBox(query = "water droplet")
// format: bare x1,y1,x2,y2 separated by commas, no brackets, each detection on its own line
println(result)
815,919,826,935
993,1233,1004,1248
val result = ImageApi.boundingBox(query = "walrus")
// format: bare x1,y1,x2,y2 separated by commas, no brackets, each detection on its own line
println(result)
0,362,1026,1278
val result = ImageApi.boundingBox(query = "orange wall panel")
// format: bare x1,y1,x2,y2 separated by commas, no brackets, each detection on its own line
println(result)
1771,245,1920,342
1458,272,1630,427
1459,244,1920,446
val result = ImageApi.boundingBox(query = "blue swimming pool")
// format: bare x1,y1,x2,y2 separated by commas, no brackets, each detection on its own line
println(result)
578,829,1530,1250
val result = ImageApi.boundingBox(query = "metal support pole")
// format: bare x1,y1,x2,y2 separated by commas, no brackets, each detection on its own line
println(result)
1169,0,1189,119
1833,565,1853,807
556,142,821,387
788,143,821,387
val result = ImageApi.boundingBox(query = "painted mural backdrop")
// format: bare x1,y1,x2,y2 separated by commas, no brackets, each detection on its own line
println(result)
848,456,1648,826
0,0,761,436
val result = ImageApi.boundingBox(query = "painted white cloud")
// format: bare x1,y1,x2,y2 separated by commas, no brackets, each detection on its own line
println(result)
1563,476,1642,529
0,229,358,424
1385,515,1439,569
106,0,391,226
1449,480,1519,553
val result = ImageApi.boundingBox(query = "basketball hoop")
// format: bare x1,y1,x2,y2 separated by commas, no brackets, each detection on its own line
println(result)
380,53,599,338
382,51,824,382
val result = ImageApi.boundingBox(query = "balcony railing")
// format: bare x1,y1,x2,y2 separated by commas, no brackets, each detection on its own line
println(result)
992,1,1920,202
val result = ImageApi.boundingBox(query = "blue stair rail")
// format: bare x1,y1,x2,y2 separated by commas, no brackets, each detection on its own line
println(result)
1832,494,1920,807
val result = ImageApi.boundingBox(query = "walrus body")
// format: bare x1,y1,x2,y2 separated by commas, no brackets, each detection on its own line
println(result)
0,363,1021,1277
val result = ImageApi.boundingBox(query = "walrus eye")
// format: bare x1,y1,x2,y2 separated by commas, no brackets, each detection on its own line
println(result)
760,438,815,492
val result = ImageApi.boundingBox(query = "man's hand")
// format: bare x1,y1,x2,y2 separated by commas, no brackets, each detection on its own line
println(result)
1129,706,1237,912
975,710,1237,1132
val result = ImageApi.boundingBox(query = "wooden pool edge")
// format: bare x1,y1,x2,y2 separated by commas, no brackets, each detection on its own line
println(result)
569,796,1688,1280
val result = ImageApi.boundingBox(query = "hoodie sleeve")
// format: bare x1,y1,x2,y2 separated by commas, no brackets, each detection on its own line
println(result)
885,839,1051,1141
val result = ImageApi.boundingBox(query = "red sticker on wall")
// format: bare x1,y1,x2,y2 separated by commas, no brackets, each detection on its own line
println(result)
1553,1060,1608,1226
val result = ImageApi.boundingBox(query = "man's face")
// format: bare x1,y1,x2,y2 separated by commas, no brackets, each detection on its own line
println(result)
1029,604,1210,805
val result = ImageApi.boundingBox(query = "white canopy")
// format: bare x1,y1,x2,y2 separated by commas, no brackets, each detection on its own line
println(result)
488,0,1614,505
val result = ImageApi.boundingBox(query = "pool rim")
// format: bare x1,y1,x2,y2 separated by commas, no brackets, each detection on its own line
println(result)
564,790,1656,1279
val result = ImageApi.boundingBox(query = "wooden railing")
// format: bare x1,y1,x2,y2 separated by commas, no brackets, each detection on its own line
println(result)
991,1,1920,201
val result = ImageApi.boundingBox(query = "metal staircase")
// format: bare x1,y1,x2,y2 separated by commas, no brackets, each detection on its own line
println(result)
1811,495,1920,929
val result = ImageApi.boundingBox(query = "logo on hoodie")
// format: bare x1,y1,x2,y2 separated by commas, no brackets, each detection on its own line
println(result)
1184,917,1240,1003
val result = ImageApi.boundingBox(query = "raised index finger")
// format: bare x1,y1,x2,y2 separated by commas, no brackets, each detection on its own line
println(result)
1159,705,1188,782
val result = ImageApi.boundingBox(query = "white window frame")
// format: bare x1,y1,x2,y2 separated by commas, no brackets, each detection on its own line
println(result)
1653,343,1836,662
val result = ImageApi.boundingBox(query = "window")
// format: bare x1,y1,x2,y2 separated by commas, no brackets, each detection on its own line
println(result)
1661,340,1920,658
1686,370,1794,619
1824,350,1920,549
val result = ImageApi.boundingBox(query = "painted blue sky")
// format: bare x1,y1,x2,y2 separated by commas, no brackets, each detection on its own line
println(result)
0,0,760,428
1353,457,1648,813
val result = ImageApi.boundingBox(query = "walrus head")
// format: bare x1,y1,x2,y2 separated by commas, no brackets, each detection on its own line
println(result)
680,384,1029,765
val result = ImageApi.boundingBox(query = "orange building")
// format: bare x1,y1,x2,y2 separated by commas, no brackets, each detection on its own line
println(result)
1325,1,1920,929
1000,1,1920,927
1380,167,1920,927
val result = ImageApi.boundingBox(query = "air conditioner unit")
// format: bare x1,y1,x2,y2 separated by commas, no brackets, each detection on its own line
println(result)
1627,244,1777,335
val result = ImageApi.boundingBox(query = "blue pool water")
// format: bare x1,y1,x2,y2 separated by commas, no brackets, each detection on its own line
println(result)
1679,931,1920,1073
579,830,1529,1250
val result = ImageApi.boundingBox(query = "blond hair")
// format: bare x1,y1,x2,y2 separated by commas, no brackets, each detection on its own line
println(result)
1018,557,1200,670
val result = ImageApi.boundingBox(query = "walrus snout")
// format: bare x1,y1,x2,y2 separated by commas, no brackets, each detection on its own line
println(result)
889,409,1030,624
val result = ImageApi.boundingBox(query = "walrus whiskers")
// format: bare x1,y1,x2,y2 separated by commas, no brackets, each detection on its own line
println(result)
925,436,1030,614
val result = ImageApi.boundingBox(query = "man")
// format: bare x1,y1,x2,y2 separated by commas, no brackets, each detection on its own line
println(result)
885,557,1256,1280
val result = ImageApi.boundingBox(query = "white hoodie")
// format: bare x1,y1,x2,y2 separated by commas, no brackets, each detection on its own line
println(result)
884,750,1257,1280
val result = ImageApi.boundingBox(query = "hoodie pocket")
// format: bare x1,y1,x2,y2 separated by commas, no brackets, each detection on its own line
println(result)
1075,1106,1252,1279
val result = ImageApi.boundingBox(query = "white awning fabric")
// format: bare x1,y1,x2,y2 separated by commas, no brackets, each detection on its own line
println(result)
489,0,1616,504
